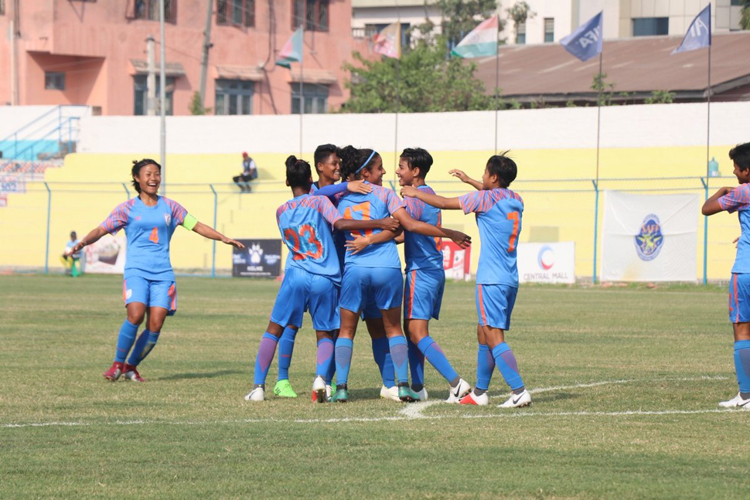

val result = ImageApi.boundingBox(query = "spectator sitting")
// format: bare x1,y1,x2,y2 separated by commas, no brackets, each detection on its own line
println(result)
60,231,81,277
233,152,258,193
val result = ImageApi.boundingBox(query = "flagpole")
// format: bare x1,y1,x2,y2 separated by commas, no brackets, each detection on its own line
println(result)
300,25,304,157
394,2,401,183
703,40,712,285
494,15,500,154
595,51,602,183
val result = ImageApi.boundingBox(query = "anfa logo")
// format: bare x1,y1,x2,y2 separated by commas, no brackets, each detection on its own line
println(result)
635,214,664,261
164,213,171,226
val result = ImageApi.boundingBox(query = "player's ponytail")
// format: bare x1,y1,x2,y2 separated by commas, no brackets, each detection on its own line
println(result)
131,159,161,194
285,155,312,189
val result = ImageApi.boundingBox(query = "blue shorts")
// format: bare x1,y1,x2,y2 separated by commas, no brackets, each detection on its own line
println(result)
475,284,517,330
270,267,340,331
404,269,445,320
729,273,750,323
340,266,402,314
123,276,177,316
361,300,382,320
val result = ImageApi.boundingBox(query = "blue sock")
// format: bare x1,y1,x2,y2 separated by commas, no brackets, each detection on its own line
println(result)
372,336,395,388
417,336,458,384
334,338,354,386
407,336,425,389
325,333,337,385
253,333,279,386
388,336,409,384
476,344,495,391
277,327,297,381
127,329,160,366
114,320,139,363
491,342,524,391
316,338,334,378
734,340,750,394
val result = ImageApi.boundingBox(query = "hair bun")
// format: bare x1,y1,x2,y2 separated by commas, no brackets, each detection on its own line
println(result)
285,155,298,169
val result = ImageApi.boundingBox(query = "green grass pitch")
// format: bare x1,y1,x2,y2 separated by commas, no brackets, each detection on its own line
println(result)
1,274,748,499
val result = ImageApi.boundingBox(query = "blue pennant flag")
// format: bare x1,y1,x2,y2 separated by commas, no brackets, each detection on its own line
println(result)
672,4,711,54
560,11,603,62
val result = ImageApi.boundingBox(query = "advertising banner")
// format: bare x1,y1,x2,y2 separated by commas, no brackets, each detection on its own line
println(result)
518,242,576,284
233,239,283,278
442,241,471,280
82,234,126,274
601,191,699,282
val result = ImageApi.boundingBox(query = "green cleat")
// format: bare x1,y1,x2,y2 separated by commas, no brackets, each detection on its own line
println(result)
273,379,298,398
398,383,421,402
330,384,349,403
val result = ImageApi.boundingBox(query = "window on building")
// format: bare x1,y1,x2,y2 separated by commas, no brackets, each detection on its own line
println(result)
133,75,175,116
516,21,526,44
0,0,5,15
217,0,254,27
544,18,554,43
292,0,329,32
731,0,743,5
632,17,669,36
291,83,328,114
134,0,176,23
45,72,66,91
215,79,254,115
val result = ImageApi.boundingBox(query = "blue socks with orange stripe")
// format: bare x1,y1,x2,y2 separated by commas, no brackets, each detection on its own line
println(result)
491,342,524,391
277,326,297,381
474,344,494,395
407,337,425,391
388,336,409,384
734,340,750,398
372,336,395,388
114,319,139,363
127,329,160,366
334,337,354,386
254,333,279,386
316,338,334,378
417,336,459,385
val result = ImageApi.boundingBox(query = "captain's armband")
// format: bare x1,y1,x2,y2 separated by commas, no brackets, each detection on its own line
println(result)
182,214,199,231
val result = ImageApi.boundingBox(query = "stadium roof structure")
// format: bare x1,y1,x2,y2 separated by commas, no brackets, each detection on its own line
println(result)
474,32,750,105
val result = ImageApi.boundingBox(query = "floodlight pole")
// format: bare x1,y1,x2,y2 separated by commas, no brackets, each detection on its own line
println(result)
299,25,304,157
159,0,167,196
494,15,500,154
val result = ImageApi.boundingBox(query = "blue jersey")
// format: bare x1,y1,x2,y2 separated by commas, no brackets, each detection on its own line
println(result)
403,185,443,272
459,188,524,286
100,196,188,281
310,183,348,269
719,184,750,274
338,183,404,269
277,194,343,283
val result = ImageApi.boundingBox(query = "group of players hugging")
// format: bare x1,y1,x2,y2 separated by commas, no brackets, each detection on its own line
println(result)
72,141,750,410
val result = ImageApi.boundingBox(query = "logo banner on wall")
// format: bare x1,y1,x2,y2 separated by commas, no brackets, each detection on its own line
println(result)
83,234,126,274
601,191,699,282
233,239,282,278
442,240,471,280
518,242,575,284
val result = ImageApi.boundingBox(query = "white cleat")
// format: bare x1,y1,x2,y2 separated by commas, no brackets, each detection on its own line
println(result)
499,389,532,408
312,376,327,404
415,387,428,402
718,393,750,409
445,379,471,403
459,390,488,406
244,386,265,402
380,385,401,402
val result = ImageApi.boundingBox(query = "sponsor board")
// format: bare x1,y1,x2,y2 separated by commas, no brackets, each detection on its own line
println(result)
233,239,282,278
442,240,471,280
518,242,575,284
83,234,126,274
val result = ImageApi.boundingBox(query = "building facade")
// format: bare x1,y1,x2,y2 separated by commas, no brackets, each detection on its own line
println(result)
0,0,367,116
352,0,745,46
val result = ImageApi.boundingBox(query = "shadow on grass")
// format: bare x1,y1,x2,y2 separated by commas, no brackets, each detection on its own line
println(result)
156,369,243,381
532,391,580,403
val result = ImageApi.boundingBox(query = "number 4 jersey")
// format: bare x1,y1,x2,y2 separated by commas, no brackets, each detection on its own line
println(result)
276,194,343,283
459,188,524,287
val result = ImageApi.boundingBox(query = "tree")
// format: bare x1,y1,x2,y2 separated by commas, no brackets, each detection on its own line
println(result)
591,72,616,106
742,0,750,30
435,0,502,49
188,91,211,115
506,1,536,43
644,90,675,104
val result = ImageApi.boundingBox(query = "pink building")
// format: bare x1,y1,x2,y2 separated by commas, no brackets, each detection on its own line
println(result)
0,1,366,115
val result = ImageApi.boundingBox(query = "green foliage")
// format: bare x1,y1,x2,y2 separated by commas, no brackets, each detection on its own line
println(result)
741,0,750,30
506,1,536,26
645,90,675,104
188,91,211,115
591,72,616,106
565,99,577,107
435,0,502,48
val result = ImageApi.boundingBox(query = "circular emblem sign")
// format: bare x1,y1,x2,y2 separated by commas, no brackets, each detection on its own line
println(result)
635,214,664,261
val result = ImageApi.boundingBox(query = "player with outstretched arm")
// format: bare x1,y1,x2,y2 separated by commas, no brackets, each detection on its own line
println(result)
71,159,245,383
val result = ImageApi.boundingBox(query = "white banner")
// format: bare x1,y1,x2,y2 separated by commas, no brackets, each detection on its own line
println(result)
601,191,699,282
82,234,126,274
518,242,576,284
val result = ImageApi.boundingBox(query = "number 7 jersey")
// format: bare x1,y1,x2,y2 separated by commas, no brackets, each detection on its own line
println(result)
459,188,524,287
276,194,344,283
